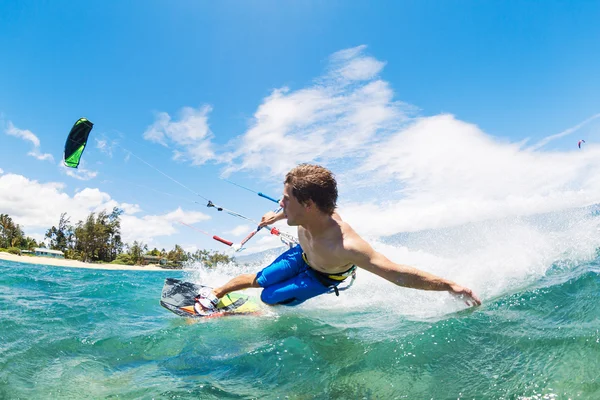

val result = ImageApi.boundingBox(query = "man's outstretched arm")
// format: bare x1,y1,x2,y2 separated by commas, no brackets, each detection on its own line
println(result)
344,239,481,307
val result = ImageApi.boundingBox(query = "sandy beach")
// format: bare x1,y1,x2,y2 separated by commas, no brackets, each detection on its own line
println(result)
0,252,177,271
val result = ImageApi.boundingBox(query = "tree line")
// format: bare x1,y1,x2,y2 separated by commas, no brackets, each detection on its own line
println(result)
0,209,232,268
0,213,39,251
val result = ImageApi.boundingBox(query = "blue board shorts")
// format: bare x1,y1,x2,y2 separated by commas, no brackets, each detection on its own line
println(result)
256,245,338,306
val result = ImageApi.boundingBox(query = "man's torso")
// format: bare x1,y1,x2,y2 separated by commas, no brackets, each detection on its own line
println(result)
297,213,357,274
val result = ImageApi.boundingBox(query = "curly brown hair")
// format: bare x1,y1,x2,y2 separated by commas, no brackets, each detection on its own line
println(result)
284,164,338,215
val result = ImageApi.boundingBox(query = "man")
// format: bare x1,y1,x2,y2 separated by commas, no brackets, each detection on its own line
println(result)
196,164,481,313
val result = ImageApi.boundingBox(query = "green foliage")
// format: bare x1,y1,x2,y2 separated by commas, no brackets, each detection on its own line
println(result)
2,211,237,270
45,213,73,253
0,214,40,250
111,253,134,265
73,208,124,263
7,247,21,255
44,208,124,263
147,248,161,257
20,236,38,250
0,214,24,249
167,245,188,264
188,249,233,268
126,241,148,265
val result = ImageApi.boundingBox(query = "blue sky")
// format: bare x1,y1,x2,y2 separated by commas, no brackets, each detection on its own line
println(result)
2,1,600,254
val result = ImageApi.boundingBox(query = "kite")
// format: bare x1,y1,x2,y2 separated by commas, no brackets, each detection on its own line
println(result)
64,118,93,168
578,139,586,149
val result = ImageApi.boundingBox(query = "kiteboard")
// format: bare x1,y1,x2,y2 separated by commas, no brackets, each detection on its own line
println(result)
160,278,261,318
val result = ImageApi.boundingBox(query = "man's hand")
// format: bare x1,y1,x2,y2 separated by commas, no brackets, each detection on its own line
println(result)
448,283,481,307
258,211,284,228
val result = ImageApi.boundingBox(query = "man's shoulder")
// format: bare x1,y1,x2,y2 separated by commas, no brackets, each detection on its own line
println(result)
336,222,370,256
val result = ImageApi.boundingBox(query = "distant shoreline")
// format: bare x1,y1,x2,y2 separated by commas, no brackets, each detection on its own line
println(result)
0,252,183,271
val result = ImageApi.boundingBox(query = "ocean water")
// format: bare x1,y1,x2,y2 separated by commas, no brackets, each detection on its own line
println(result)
1,210,599,399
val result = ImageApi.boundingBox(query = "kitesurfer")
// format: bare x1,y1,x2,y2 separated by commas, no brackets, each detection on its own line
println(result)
196,164,481,314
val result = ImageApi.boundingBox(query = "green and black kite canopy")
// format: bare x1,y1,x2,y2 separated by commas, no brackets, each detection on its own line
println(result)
63,118,93,168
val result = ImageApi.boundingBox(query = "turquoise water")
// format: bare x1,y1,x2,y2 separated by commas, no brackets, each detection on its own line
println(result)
1,216,600,399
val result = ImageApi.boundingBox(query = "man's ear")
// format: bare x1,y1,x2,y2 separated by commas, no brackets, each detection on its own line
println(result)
304,199,315,210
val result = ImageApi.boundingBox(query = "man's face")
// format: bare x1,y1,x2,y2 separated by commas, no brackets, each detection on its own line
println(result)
280,183,306,226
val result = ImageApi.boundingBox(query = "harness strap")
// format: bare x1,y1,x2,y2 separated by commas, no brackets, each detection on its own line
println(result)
302,252,357,296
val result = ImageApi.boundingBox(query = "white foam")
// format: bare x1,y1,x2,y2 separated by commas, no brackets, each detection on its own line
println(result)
183,206,600,321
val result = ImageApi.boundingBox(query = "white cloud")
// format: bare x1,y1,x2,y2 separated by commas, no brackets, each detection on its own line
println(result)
0,168,3,174
182,244,199,253
66,44,600,254
241,232,287,254
329,45,386,81
27,232,47,245
142,45,403,177
28,150,54,162
222,45,409,177
528,113,600,151
0,173,89,230
120,207,210,244
226,224,252,237
0,172,210,246
143,105,216,165
5,121,54,162
338,113,600,236
120,203,142,215
95,138,110,156
59,161,98,181
213,45,600,241
5,121,40,147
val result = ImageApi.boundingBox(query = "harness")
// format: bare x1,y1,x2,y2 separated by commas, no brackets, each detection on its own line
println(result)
302,252,357,296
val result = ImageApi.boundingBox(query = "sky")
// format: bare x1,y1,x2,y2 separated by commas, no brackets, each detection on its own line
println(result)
1,1,600,255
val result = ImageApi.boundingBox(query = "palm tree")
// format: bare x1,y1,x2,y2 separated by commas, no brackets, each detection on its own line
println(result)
22,237,38,251
0,214,12,247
